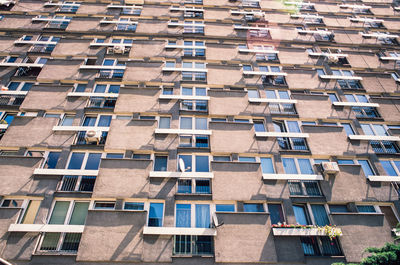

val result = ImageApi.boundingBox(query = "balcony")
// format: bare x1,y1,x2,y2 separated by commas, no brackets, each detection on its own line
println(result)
143,226,216,236
180,100,208,112
58,175,96,192
0,95,25,106
75,131,108,145
348,135,400,141
272,226,342,237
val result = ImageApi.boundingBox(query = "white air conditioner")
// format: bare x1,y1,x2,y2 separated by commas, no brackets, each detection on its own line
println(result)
85,130,102,144
321,162,340,176
113,45,125,54
327,54,339,63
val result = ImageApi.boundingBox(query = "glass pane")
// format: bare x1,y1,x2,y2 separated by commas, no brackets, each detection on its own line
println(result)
268,204,284,224
381,161,397,176
49,201,70,224
358,160,374,177
278,91,289,99
98,116,112,127
67,153,85,169
85,153,102,170
178,155,192,172
41,233,61,251
159,117,170,129
195,118,207,130
82,117,96,127
311,205,329,226
293,205,310,225
176,204,191,227
247,90,259,98
260,158,274,173
254,121,265,132
329,205,349,213
265,90,277,98
195,156,209,172
243,203,264,212
124,202,144,210
21,200,41,224
298,159,313,174
321,237,342,256
215,204,235,212
286,121,300,133
180,117,192,129
300,237,320,256
45,152,61,169
357,205,376,213
373,124,388,136
195,87,206,96
154,156,167,171
149,203,163,227
94,85,106,93
181,87,193,95
342,123,354,135
178,179,192,193
195,204,210,228
282,158,298,174
61,233,81,252
361,124,374,135
239,157,256,162
69,202,89,225
61,116,74,126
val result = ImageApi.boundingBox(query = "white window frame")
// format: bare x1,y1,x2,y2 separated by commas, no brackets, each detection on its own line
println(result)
179,116,208,130
177,153,211,173
174,202,214,228
65,151,105,170
47,199,89,225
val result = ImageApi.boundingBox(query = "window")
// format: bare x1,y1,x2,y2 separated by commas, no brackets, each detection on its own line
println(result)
300,236,342,256
183,21,204,34
345,94,379,118
180,116,207,130
265,90,296,114
253,120,266,132
260,157,275,173
94,201,115,210
177,179,211,194
106,153,124,159
163,87,173,95
154,155,168,171
40,232,81,252
148,202,164,227
121,7,141,15
243,203,265,212
93,84,120,94
98,60,125,78
213,156,231,162
174,235,213,255
124,202,144,210
268,204,285,224
380,160,400,177
43,151,61,169
215,204,235,212
328,93,339,103
358,159,375,177
329,205,349,213
183,41,205,57
59,175,96,192
361,124,400,154
115,18,137,32
356,205,376,213
159,117,171,129
49,200,89,225
333,70,363,89
247,89,259,98
178,154,209,172
175,203,211,228
239,156,256,162
133,153,151,160
66,152,103,170
6,81,33,92
273,121,308,150
341,123,355,136
1,198,41,224
58,3,79,13
284,158,322,196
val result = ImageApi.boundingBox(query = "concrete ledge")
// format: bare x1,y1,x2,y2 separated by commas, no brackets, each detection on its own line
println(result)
333,102,379,107
249,98,297,104
8,224,85,233
255,132,309,138
33,168,99,176
348,135,400,141
319,75,362,80
52,126,110,132
159,95,210,100
67,92,119,98
263,174,323,180
368,175,400,182
243,71,287,76
149,171,213,179
155,128,212,135
143,226,216,236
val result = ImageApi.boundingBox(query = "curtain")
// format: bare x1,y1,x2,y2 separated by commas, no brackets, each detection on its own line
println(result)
195,156,209,172
176,204,191,227
69,202,89,225
195,204,210,228
311,205,330,226
282,158,297,174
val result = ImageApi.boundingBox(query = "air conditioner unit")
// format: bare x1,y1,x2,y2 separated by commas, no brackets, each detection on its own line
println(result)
327,54,339,63
85,130,102,144
321,162,340,176
113,45,125,54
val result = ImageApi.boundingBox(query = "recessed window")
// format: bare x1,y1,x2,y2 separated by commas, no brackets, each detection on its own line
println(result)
94,201,115,210
356,205,376,213
154,155,168,171
243,203,265,212
215,204,235,212
268,204,285,224
124,202,144,210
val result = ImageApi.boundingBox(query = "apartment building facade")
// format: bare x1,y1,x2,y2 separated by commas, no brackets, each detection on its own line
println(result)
0,0,399,264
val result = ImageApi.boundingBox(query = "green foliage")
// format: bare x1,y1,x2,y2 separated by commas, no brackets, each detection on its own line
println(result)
361,242,400,265
331,243,400,265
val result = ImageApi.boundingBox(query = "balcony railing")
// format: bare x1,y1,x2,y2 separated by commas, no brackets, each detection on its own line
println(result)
288,180,322,196
0,95,25,106
269,103,297,115
59,175,96,192
29,44,55,53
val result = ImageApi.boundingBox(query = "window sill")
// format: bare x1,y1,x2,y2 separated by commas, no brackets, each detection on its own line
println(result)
33,252,77,256
172,254,214,258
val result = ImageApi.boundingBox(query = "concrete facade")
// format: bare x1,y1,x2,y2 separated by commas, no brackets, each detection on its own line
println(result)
0,0,399,264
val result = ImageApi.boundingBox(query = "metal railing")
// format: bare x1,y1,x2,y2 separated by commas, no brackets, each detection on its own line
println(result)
0,95,25,106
